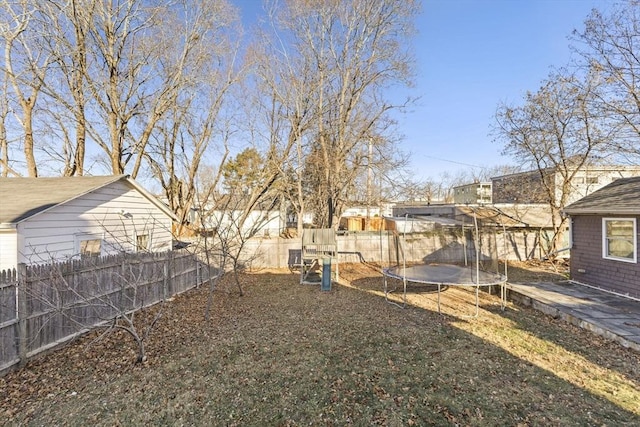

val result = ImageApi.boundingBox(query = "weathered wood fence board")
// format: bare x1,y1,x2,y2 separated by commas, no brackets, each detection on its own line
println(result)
0,250,210,375
0,271,19,372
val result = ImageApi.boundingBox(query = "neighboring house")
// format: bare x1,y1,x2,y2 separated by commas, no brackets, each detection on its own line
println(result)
341,203,393,218
0,175,176,271
453,182,492,204
190,199,286,238
339,203,393,231
212,209,283,238
564,176,640,299
492,165,640,205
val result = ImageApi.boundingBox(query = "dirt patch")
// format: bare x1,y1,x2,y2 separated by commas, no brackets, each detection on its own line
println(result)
1,262,638,426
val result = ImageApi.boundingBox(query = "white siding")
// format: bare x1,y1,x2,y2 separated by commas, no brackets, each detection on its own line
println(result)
17,180,173,266
0,229,18,272
204,209,283,238
559,168,640,205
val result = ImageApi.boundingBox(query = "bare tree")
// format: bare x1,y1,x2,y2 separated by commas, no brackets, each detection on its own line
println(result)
80,0,158,175
148,104,232,236
199,193,281,296
0,0,53,176
128,0,240,179
16,253,163,365
145,0,243,234
187,147,286,297
1,0,245,178
219,147,284,265
35,0,93,176
83,0,224,177
570,0,640,162
494,71,611,256
247,24,317,235
260,0,419,228
0,60,17,176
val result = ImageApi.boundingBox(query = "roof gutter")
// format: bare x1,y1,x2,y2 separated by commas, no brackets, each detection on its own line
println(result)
564,209,639,216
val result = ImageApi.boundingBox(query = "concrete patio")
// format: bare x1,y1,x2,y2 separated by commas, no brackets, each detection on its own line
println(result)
507,280,640,352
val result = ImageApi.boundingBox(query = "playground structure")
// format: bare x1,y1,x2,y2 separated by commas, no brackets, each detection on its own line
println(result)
382,210,508,316
300,228,338,286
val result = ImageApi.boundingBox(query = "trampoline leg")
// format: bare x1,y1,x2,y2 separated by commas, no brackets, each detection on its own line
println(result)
403,277,407,308
383,274,407,309
475,285,479,318
459,285,480,319
384,276,388,301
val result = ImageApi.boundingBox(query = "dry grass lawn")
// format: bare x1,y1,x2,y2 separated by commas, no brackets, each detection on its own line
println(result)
1,262,639,426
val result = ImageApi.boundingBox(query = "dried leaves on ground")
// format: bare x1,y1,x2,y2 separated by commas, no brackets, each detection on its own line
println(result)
1,262,638,426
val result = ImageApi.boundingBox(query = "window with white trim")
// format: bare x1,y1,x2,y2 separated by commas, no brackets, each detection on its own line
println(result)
135,233,150,253
602,218,637,263
76,233,103,258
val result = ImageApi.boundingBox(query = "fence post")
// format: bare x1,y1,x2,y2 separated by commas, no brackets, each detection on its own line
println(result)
121,257,126,310
17,263,28,368
163,255,169,300
196,260,201,288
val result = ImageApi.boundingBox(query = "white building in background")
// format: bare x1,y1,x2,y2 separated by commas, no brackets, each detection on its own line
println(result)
199,208,284,238
341,203,393,218
453,182,492,204
0,175,176,271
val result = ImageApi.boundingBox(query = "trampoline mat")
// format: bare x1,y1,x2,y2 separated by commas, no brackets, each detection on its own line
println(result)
383,263,505,286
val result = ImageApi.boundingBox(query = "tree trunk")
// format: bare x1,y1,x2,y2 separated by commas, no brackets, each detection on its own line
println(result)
24,107,37,177
74,113,86,175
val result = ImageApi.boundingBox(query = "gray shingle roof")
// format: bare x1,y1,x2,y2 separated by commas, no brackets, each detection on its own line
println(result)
0,175,128,224
563,176,640,215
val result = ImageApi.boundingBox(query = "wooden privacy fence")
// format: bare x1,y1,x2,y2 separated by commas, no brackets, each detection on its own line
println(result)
0,250,212,375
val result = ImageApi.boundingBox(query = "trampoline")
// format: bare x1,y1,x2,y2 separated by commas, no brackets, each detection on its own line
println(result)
381,210,508,317
383,264,506,316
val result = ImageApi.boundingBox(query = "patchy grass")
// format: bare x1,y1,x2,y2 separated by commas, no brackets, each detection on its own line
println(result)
506,259,569,283
1,263,639,426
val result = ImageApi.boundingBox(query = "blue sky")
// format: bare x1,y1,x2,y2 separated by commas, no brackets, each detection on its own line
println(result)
234,0,614,181
405,0,614,180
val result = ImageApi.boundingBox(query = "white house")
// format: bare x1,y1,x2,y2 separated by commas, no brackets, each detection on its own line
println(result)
191,206,284,238
0,175,177,271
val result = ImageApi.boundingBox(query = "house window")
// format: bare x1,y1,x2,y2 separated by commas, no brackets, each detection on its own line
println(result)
77,237,102,258
602,218,636,263
586,177,599,184
136,233,150,252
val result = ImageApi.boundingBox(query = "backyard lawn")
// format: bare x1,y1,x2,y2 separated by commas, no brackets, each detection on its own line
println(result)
1,262,639,426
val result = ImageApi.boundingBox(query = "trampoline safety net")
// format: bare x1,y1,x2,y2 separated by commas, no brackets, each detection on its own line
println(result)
382,211,507,314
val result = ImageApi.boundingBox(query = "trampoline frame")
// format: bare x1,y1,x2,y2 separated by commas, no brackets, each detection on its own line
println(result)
381,210,508,317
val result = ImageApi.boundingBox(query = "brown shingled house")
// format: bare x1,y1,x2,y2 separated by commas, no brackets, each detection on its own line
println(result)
564,176,640,299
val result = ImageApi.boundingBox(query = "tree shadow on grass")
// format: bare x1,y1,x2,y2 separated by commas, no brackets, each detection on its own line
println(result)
339,265,640,425
474,261,640,408
488,295,640,388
